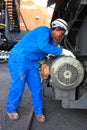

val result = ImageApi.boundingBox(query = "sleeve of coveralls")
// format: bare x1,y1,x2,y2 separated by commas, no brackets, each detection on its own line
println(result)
38,31,63,56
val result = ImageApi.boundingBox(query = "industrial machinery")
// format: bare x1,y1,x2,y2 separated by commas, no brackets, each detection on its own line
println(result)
43,0,87,109
0,0,28,61
0,0,87,109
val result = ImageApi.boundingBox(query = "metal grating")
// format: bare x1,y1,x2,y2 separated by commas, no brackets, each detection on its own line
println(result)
58,63,78,85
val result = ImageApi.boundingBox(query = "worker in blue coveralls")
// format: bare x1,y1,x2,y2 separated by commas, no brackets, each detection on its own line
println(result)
6,18,75,122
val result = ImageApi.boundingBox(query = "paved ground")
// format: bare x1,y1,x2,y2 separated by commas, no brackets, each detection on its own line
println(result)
31,98,87,130
1,63,87,130
0,62,32,130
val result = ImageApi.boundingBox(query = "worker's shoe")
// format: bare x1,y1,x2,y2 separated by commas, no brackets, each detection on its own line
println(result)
7,112,19,120
36,114,46,123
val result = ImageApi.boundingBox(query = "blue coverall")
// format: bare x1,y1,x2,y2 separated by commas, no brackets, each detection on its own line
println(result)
6,26,63,114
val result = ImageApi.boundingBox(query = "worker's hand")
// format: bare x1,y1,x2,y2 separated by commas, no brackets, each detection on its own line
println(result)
41,64,50,79
62,48,76,58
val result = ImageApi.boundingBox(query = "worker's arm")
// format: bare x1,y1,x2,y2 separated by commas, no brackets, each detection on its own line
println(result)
38,32,62,56
38,29,75,58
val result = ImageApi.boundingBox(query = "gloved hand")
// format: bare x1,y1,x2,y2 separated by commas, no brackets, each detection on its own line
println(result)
62,48,76,58
41,64,50,79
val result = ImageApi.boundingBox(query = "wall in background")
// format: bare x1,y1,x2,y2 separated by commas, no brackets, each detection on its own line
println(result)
20,0,52,30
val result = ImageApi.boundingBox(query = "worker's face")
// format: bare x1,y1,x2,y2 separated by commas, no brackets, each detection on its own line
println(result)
52,28,65,41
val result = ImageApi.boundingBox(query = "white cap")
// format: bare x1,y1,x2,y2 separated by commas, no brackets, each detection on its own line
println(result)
51,18,68,35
